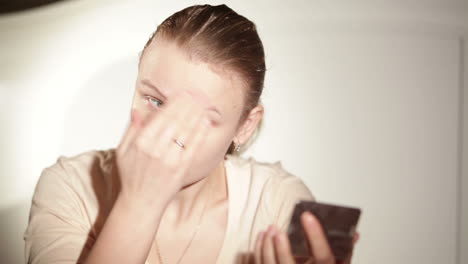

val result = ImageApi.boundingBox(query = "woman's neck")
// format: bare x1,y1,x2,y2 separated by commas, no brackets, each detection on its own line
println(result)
161,159,227,227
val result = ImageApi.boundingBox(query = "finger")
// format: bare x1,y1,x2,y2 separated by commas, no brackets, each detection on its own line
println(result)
138,89,189,141
137,90,193,155
185,89,216,109
254,231,266,264
301,211,334,264
143,89,206,149
141,88,214,156
163,89,210,120
273,230,296,264
174,89,216,131
352,231,359,245
179,113,212,167
262,225,278,264
133,110,169,159
171,90,203,128
117,108,143,155
163,111,206,166
167,103,205,152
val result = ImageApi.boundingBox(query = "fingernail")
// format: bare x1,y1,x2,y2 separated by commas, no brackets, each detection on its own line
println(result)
202,117,213,126
275,232,285,243
184,89,195,97
268,225,277,236
303,212,314,224
259,231,265,239
184,89,200,99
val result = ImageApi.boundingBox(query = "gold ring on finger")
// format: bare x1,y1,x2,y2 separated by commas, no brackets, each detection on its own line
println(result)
173,138,185,150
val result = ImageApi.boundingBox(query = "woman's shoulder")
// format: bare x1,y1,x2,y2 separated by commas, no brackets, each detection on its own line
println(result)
225,154,315,237
25,148,118,262
35,147,118,209
42,147,116,183
226,154,309,188
46,147,116,175
225,154,314,211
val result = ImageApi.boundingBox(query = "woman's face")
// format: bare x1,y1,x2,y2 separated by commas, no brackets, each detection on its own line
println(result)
130,37,260,185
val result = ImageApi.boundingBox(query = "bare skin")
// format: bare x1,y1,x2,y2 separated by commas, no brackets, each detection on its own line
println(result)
146,160,229,264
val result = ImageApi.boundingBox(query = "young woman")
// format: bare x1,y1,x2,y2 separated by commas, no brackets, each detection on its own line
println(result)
24,4,359,264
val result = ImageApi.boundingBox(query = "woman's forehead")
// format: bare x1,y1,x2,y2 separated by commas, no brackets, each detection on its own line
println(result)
138,41,244,116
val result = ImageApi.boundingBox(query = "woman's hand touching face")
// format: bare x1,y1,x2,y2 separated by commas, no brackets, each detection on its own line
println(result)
254,211,360,264
115,88,216,208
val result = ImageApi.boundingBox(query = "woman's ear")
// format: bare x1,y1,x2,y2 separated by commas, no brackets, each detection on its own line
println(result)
234,104,264,145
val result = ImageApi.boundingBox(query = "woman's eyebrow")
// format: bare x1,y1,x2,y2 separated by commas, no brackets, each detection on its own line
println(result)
141,79,167,100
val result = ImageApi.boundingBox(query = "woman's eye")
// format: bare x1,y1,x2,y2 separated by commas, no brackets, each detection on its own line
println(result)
144,96,163,109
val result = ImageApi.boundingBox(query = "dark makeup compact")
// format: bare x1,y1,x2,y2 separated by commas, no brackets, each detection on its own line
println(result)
287,200,361,261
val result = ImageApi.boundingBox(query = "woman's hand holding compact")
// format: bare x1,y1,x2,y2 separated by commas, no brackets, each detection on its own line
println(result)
254,211,360,264
115,89,215,209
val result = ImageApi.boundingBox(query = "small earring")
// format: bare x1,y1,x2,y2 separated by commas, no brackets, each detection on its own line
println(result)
234,142,241,152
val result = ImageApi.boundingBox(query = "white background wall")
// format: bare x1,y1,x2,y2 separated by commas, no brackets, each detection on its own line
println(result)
0,0,467,263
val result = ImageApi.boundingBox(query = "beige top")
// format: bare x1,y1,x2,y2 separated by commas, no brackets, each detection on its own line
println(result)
24,148,315,264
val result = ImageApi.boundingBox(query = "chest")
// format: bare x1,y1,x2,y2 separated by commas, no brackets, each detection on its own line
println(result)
146,201,228,264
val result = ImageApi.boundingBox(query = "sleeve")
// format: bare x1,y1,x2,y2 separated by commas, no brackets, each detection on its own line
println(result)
270,172,316,233
23,165,94,264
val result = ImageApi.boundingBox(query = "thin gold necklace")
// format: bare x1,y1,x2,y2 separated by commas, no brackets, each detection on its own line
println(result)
154,166,219,264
